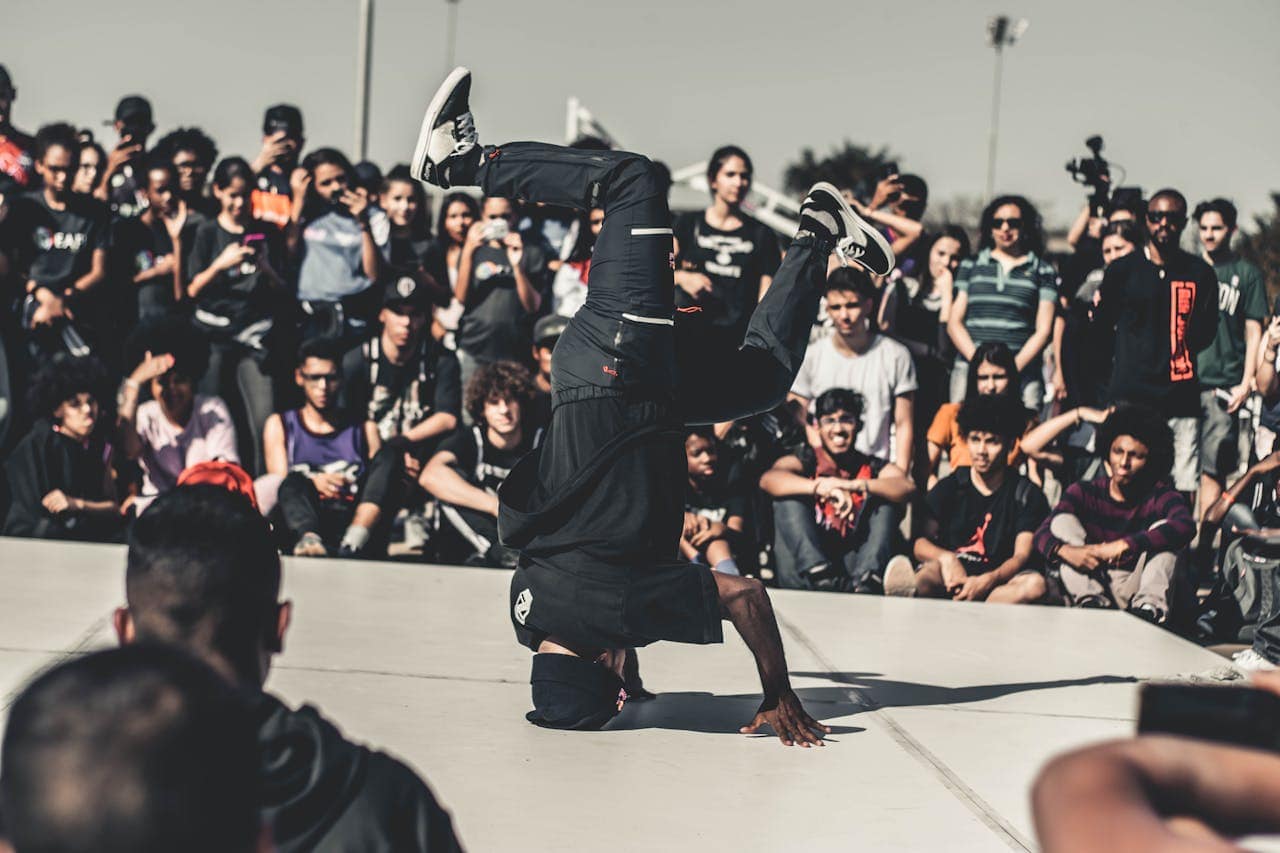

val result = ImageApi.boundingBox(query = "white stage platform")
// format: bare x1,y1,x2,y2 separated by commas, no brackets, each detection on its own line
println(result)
0,537,1247,851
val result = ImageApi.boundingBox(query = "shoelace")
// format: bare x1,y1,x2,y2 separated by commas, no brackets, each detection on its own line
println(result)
453,112,477,153
834,236,866,268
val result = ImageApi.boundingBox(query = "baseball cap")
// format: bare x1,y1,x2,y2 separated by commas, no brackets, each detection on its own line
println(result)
262,104,303,138
382,276,430,311
113,95,153,126
533,314,568,346
352,160,383,194
0,65,13,93
525,653,627,730
176,461,259,511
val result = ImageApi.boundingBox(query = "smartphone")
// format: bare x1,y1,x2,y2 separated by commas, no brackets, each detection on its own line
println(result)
481,219,509,243
876,162,900,182
1137,683,1280,752
242,233,266,250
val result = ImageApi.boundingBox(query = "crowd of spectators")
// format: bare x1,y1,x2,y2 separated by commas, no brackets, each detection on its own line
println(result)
1,64,1278,661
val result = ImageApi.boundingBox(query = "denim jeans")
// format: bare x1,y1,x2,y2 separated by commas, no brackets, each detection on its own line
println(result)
772,496,897,590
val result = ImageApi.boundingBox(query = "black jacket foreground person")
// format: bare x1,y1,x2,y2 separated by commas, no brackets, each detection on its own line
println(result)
115,485,463,852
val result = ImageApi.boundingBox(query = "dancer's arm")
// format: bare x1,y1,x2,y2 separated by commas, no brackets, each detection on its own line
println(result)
714,572,829,747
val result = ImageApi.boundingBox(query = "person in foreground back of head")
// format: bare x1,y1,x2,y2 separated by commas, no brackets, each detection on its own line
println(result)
0,644,262,853
115,485,463,852
1032,670,1280,853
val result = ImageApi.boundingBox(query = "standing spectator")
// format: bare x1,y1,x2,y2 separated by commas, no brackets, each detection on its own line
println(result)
71,132,106,196
152,127,219,218
290,147,387,340
0,64,35,187
8,123,110,358
380,164,450,307
682,427,749,577
947,195,1057,410
186,156,287,473
250,103,304,228
264,338,398,557
425,192,479,345
673,145,781,351
790,267,917,469
454,196,545,401
1034,404,1193,623
1193,197,1266,513
761,388,914,592
3,355,121,541
96,95,154,219
1094,189,1217,495
117,324,235,514
886,394,1049,603
421,360,541,567
110,155,194,326
852,170,928,276
550,206,602,318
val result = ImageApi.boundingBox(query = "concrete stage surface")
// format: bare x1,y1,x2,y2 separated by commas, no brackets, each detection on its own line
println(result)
0,537,1249,851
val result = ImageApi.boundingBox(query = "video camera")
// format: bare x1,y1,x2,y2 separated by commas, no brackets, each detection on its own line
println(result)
1065,135,1111,217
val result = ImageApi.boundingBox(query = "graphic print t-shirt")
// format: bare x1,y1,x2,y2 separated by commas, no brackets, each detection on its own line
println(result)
342,339,461,442
9,191,110,288
923,468,1047,570
797,445,887,542
1197,255,1267,390
111,212,203,320
185,217,284,338
440,425,538,494
251,168,293,228
0,129,35,187
673,211,780,336
455,243,547,363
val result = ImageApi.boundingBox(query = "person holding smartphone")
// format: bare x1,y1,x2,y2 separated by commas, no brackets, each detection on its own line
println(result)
186,156,287,474
95,95,154,220
250,104,304,228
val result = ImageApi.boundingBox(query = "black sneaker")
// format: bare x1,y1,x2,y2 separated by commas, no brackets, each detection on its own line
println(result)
799,181,895,276
411,65,480,189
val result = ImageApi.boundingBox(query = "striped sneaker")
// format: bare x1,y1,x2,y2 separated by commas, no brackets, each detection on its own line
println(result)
799,182,895,276
411,66,481,189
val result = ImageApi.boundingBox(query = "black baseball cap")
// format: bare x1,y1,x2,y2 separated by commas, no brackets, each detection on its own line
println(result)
263,104,303,138
526,653,626,730
0,64,13,93
533,315,568,346
113,95,153,126
382,276,430,311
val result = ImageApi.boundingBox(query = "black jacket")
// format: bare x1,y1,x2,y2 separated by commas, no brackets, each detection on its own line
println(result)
254,692,462,852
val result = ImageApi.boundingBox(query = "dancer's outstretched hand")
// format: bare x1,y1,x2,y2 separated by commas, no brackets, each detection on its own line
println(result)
740,691,830,747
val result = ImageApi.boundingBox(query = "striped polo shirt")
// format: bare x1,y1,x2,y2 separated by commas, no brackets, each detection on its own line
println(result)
955,248,1059,351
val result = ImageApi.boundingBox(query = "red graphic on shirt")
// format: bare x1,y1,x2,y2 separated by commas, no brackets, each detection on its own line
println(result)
956,512,992,561
1169,279,1197,382
813,448,872,538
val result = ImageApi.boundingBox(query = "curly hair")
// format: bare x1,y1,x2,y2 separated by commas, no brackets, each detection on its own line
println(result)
28,355,109,421
956,393,1026,443
978,194,1045,256
152,127,219,169
464,360,535,425
1096,402,1175,485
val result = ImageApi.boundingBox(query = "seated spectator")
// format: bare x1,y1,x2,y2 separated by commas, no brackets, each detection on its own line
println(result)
760,388,914,592
263,337,398,558
249,104,304,228
454,196,546,402
926,341,1035,487
152,126,219,217
1034,404,1193,623
3,355,121,541
885,394,1049,603
0,645,261,853
290,147,387,340
682,427,748,577
421,361,542,567
946,195,1057,410
790,266,917,469
115,485,462,851
117,322,236,514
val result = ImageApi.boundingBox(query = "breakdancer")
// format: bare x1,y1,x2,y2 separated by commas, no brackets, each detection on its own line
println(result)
412,67,893,746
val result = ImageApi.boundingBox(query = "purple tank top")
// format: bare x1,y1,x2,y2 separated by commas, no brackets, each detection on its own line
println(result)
283,409,366,479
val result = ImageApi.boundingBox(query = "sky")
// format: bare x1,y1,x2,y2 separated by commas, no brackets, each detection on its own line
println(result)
3,0,1278,228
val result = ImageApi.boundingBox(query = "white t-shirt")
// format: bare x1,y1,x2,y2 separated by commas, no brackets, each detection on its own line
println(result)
134,395,239,511
791,332,917,462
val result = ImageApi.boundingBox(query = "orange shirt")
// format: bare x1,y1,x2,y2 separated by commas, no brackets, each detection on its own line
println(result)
926,401,1027,468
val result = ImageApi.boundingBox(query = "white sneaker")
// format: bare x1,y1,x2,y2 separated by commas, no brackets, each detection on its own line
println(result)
1232,648,1279,673
882,554,916,597
411,66,480,189
799,181,895,276
402,512,429,552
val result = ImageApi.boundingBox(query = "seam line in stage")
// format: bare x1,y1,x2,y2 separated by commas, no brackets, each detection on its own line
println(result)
274,663,523,686
2,612,113,712
780,613,1035,852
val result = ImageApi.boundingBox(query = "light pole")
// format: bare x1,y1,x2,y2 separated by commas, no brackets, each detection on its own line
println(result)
354,0,374,161
984,15,1029,201
444,0,460,74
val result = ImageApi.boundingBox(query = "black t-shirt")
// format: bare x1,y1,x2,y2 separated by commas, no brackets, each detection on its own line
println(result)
9,191,111,290
685,472,749,525
673,211,780,335
440,424,538,493
107,162,147,219
185,217,285,338
341,335,461,443
455,242,547,363
111,212,203,321
388,232,434,277
922,468,1047,570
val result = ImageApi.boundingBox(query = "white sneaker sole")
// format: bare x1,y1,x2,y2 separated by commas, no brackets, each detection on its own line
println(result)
411,64,471,185
808,180,895,276
882,556,916,597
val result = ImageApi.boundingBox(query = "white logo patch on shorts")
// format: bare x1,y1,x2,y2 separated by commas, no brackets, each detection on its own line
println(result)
514,589,533,625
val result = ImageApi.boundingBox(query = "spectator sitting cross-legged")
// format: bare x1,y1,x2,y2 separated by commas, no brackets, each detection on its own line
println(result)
3,355,122,541
790,265,917,470
760,388,915,592
681,427,750,577
263,337,402,558
117,320,237,515
1033,403,1194,624
884,394,1050,603
421,360,543,568
113,485,462,851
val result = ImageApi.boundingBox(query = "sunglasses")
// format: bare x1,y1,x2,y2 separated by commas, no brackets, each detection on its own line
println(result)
301,372,340,385
992,217,1023,230
1146,210,1187,225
